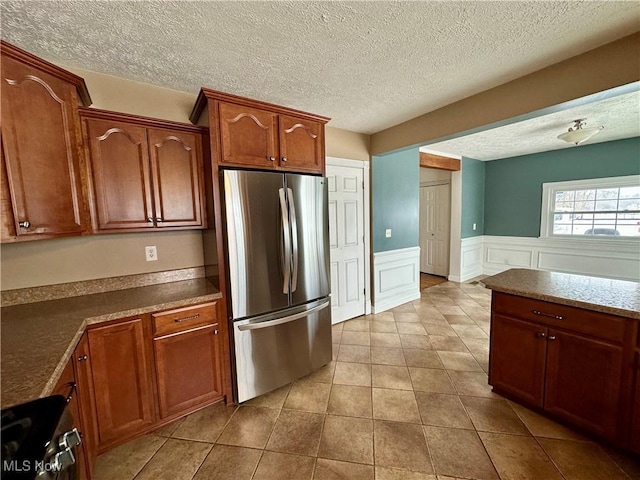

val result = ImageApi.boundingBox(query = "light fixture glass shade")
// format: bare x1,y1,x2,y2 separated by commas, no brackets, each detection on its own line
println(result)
557,126,604,145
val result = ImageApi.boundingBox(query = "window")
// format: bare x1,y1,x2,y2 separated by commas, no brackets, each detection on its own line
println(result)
540,175,640,239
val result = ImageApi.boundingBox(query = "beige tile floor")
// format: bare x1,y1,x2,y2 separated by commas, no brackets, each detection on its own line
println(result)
94,280,640,480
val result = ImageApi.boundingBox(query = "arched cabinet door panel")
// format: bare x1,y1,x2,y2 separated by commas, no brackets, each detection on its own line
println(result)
219,102,278,168
278,114,324,173
84,118,154,231
148,128,204,228
1,46,89,240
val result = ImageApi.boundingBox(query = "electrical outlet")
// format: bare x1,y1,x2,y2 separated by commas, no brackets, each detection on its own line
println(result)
385,229,392,238
145,246,158,262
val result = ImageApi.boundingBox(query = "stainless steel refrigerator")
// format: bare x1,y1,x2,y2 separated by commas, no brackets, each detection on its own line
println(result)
223,169,331,402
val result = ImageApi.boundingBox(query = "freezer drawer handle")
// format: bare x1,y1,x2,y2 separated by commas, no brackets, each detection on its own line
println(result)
237,300,330,331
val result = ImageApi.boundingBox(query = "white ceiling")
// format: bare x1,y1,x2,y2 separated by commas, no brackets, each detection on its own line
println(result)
423,89,640,161
1,1,639,135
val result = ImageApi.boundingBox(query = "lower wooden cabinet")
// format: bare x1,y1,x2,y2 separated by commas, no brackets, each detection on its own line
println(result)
154,323,223,419
489,314,546,406
544,329,623,440
489,292,634,448
73,334,98,479
87,317,156,451
81,301,227,459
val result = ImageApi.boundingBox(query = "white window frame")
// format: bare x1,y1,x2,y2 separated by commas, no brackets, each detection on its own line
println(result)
540,174,640,241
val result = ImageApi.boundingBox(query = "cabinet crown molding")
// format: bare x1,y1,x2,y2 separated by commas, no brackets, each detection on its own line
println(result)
1,40,92,107
79,107,208,134
189,87,331,125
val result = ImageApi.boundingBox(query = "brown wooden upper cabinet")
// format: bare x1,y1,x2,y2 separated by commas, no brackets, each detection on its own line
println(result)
80,109,207,232
190,88,329,174
1,41,92,242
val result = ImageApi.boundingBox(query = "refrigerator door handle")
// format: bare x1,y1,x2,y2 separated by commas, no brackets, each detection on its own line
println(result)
237,299,330,331
287,187,299,292
278,188,291,294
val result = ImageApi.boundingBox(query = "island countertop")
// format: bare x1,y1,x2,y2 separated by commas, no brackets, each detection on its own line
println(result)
481,268,640,320
1,277,222,408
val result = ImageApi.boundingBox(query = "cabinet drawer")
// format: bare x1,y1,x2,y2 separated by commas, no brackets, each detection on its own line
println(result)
493,292,626,344
152,302,217,337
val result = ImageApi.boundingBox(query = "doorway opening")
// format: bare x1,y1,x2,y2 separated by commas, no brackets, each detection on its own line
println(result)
419,167,452,278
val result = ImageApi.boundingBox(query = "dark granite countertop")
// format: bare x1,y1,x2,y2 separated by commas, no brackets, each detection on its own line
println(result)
1,277,222,408
481,268,640,320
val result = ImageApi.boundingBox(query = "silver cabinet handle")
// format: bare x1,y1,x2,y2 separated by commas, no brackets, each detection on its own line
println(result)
77,355,88,362
214,329,219,335
281,157,288,162
536,332,546,338
174,313,200,323
156,217,163,223
268,156,276,162
548,335,557,341
147,217,154,223
238,300,330,331
532,310,563,321
286,188,299,293
278,188,291,294
18,221,30,228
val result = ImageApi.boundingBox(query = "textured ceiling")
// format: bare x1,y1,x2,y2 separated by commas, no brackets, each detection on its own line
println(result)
423,89,640,161
1,1,639,134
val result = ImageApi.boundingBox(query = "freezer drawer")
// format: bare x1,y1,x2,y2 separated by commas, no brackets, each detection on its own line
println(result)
233,299,332,403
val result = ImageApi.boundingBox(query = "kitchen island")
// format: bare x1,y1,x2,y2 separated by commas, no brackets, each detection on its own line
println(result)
482,268,640,454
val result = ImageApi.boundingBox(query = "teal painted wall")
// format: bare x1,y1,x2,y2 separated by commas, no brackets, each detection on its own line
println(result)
461,157,485,238
484,137,640,237
372,149,420,253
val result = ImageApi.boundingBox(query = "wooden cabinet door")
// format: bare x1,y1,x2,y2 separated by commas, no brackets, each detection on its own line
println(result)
278,115,323,173
630,352,640,454
154,324,222,419
545,329,623,441
0,144,17,241
84,118,154,231
73,334,98,479
147,128,205,228
489,314,547,407
219,102,278,168
1,54,85,237
88,318,155,450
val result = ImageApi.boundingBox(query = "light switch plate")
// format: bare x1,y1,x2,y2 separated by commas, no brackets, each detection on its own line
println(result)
385,229,392,238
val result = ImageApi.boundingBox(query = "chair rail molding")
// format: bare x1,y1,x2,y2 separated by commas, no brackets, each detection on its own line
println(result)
372,246,420,313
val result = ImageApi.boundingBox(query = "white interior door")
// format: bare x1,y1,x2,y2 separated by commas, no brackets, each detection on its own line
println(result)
327,164,365,324
420,184,450,276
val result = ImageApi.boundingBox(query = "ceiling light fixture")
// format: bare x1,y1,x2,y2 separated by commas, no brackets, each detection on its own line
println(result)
557,119,604,146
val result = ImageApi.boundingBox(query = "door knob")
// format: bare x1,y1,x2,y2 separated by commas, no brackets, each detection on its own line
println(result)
548,335,557,341
536,332,546,338
281,157,288,162
18,220,30,228
268,156,276,162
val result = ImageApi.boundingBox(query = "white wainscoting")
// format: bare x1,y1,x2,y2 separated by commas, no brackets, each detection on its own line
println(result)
481,235,640,281
372,247,421,313
450,236,484,282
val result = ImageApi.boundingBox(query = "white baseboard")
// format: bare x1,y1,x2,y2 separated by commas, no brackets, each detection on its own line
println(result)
481,235,640,281
372,247,421,313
